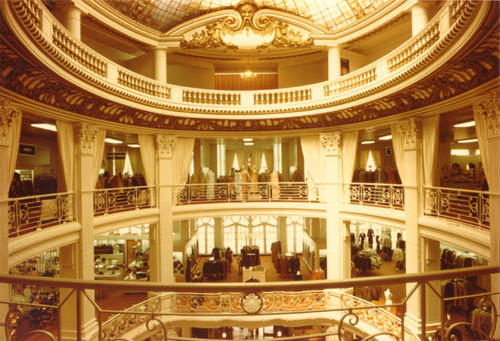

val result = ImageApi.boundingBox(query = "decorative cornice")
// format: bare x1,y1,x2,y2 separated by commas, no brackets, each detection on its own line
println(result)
0,96,21,146
473,89,499,137
77,123,98,155
156,135,177,159
397,118,420,150
0,9,497,132
320,132,342,156
180,1,313,50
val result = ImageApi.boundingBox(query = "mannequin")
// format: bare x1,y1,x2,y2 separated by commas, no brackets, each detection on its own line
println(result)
207,169,215,200
384,288,393,305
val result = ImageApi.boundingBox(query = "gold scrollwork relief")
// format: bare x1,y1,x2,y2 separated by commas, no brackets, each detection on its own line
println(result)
180,1,313,49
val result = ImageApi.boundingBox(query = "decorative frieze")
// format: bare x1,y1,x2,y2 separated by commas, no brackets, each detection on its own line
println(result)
397,118,420,150
77,123,98,155
320,132,342,156
0,97,21,147
473,90,499,137
156,135,177,159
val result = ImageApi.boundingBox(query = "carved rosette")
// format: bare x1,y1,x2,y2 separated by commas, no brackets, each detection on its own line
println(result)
77,123,98,155
320,132,342,156
156,135,177,159
240,292,263,314
0,97,21,146
473,90,499,137
397,118,420,150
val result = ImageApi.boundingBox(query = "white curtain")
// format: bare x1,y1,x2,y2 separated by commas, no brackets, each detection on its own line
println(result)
264,150,273,172
172,137,195,185
91,129,106,189
235,150,248,170
300,135,324,183
226,150,236,174
474,111,499,192
422,116,439,187
391,125,406,184
251,150,264,173
138,135,156,186
5,111,22,195
56,121,75,192
342,131,359,183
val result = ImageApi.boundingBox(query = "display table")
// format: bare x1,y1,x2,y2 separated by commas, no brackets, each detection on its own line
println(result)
242,266,265,282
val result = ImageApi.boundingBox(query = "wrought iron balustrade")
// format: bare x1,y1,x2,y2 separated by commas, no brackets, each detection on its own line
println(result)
423,186,491,229
344,183,404,210
93,186,156,216
5,192,75,238
174,182,322,205
1,266,497,341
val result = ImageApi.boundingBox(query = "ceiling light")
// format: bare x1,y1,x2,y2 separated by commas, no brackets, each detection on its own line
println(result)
244,142,254,146
241,70,257,80
378,134,392,141
451,149,470,156
127,144,140,148
31,123,57,132
105,138,123,144
361,140,375,144
243,138,253,142
454,120,475,128
457,138,478,143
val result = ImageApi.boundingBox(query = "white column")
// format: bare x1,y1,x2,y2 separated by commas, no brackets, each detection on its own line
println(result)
216,139,226,177
153,135,176,283
214,217,223,248
74,123,101,340
411,2,431,36
396,119,424,334
0,99,21,338
320,132,344,279
278,217,288,254
59,243,78,340
422,238,441,327
327,46,341,81
153,48,167,83
61,3,81,40
273,138,282,173
473,91,500,325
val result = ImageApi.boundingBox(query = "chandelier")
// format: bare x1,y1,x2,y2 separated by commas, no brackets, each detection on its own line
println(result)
240,69,257,80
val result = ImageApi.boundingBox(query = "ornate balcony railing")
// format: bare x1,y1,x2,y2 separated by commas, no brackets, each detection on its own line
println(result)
1,266,497,341
5,192,75,238
93,186,156,216
344,183,405,210
174,182,323,205
423,186,491,229
4,0,481,116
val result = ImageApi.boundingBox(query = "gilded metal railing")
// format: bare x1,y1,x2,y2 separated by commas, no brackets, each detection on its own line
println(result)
6,192,75,238
344,183,404,210
174,182,323,205
423,186,491,229
93,186,156,216
0,266,498,341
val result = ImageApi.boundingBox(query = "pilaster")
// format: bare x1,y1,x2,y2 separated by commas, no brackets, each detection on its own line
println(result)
320,132,344,279
74,123,100,340
473,90,500,319
0,97,21,338
154,135,177,283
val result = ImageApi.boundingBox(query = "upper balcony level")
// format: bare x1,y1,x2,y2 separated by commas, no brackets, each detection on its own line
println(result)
0,0,498,133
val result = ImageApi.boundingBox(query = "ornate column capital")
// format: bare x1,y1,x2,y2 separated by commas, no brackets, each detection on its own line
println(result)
0,97,21,147
397,118,421,150
320,132,342,156
473,89,499,137
76,123,98,155
156,135,177,159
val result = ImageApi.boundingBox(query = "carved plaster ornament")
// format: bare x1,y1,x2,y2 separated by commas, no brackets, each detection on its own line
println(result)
473,90,500,137
0,96,21,146
320,132,342,156
397,118,420,150
77,123,99,155
180,0,313,50
156,135,177,159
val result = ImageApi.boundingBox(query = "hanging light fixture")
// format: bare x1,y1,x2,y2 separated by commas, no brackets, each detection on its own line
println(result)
241,58,257,80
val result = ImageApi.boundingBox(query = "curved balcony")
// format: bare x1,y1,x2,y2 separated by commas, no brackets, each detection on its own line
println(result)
1,0,496,132
2,265,498,340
